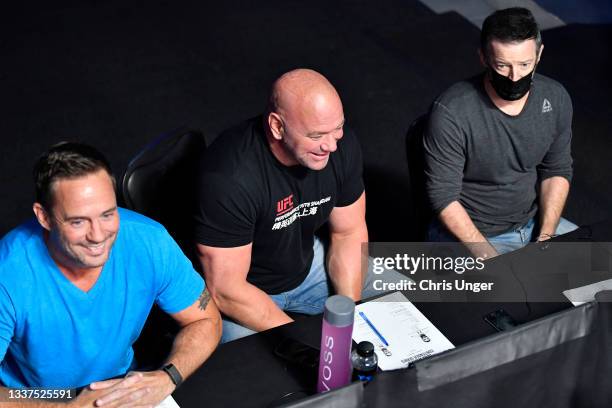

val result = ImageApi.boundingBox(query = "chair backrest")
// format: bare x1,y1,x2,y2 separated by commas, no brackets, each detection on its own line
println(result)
122,128,206,263
405,114,431,240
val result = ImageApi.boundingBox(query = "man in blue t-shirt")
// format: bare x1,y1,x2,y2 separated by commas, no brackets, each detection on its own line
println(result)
0,142,221,406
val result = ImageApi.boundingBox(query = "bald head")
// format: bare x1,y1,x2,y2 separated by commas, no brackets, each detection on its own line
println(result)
266,69,345,170
269,69,342,117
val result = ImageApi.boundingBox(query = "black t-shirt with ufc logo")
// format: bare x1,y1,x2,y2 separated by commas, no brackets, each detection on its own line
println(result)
194,116,364,294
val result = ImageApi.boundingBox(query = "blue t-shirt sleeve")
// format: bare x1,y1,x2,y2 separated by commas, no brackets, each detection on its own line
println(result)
0,284,16,363
153,229,205,315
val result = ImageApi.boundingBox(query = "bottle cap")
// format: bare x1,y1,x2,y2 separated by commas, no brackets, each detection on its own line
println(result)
357,341,375,357
323,295,355,327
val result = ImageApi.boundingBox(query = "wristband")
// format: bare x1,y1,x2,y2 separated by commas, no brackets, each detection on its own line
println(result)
161,364,183,388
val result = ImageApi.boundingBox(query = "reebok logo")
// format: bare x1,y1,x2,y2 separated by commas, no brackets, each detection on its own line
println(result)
542,98,552,113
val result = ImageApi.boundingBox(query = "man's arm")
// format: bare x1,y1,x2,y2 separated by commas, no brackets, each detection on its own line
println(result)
0,388,69,407
0,375,152,408
537,176,570,240
438,201,498,259
0,291,67,407
90,287,222,407
536,84,572,241
165,287,222,376
423,101,498,259
197,243,293,332
327,192,368,301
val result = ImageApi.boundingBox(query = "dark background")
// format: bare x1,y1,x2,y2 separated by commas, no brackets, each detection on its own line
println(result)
2,0,611,241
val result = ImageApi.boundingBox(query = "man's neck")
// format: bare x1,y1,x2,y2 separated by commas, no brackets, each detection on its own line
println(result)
263,118,298,167
57,265,103,292
483,76,529,116
43,232,103,292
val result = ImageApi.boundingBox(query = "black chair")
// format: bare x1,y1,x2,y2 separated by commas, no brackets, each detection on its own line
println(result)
122,127,207,369
122,127,206,263
405,114,431,240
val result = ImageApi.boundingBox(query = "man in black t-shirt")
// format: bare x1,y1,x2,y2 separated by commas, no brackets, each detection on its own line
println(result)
195,69,375,342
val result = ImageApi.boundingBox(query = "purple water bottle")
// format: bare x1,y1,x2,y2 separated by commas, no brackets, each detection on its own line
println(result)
316,295,355,393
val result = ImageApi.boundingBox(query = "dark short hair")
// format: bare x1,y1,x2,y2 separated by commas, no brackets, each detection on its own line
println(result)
34,142,115,210
480,7,542,58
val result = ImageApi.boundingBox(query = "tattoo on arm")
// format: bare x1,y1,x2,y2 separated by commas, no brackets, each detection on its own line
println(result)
198,288,211,311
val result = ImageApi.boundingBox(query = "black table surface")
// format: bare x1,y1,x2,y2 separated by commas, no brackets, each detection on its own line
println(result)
173,222,612,408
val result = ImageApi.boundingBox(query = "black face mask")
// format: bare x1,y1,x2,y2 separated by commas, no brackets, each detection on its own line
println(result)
487,65,535,101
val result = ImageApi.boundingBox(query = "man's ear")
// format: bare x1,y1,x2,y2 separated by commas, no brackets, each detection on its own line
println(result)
536,43,544,64
268,112,284,141
478,47,487,68
33,203,52,231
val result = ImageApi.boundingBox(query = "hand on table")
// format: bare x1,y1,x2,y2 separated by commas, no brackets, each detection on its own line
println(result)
70,370,175,408
536,233,556,242
465,241,499,260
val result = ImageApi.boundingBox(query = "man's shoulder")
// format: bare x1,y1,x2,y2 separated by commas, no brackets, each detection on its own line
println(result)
118,210,192,255
119,207,164,228
113,209,188,275
534,73,564,88
0,219,41,287
533,73,571,100
214,117,260,146
197,116,271,204
201,116,264,175
434,75,483,110
0,219,40,263
117,208,171,241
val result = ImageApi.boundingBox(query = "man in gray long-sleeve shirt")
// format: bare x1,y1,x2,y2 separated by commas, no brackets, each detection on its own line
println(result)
424,7,577,257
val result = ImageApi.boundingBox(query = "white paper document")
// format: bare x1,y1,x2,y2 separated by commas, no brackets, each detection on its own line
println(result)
563,278,612,306
156,395,180,408
352,291,454,371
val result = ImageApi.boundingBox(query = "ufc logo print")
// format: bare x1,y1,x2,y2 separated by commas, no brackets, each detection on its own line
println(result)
276,194,294,215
